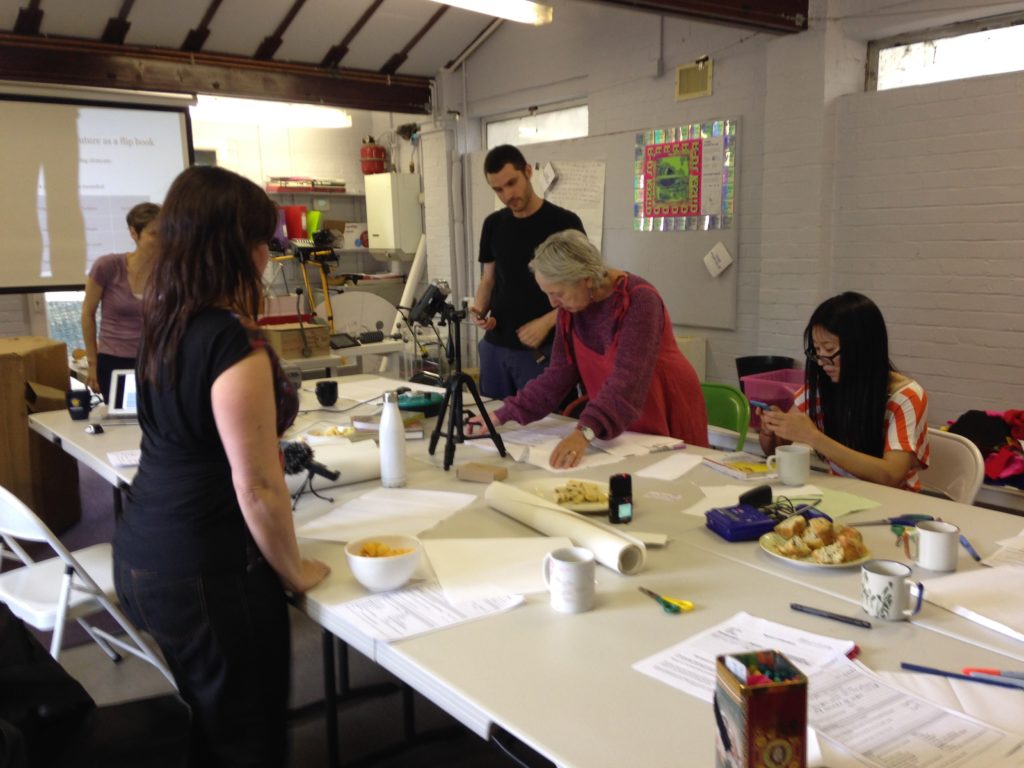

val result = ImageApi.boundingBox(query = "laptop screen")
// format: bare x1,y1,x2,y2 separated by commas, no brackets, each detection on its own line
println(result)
107,369,138,416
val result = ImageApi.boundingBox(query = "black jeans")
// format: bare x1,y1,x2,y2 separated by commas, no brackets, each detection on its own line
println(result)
114,557,290,768
96,353,135,403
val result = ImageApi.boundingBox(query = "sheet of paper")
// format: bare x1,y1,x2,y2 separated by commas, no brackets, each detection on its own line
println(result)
594,432,685,458
996,528,1024,551
336,376,445,404
422,537,572,604
987,528,1024,565
331,582,523,642
921,565,1024,642
296,488,476,543
524,445,622,472
986,547,1024,567
106,449,140,467
636,453,703,480
632,611,855,702
876,670,1024,736
810,655,1024,768
680,485,754,517
808,487,881,519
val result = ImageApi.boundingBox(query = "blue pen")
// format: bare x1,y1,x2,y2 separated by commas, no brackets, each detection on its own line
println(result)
748,400,769,410
966,672,1024,689
900,662,1024,690
959,534,982,563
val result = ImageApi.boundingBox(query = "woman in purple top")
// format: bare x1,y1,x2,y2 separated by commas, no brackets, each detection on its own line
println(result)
469,230,707,468
81,202,159,401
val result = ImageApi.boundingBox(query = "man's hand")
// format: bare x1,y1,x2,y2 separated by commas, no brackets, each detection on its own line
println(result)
516,312,555,349
469,306,496,331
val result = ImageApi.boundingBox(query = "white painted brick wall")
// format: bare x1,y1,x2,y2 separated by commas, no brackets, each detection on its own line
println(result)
834,72,1024,423
0,295,32,337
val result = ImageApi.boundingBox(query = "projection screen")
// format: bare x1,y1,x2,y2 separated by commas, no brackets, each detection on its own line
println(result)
0,91,192,291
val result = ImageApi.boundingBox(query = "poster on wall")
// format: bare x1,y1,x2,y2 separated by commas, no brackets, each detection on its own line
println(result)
633,119,737,231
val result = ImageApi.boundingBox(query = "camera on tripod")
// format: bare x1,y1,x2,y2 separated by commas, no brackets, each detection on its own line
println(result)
408,280,462,326
407,280,505,469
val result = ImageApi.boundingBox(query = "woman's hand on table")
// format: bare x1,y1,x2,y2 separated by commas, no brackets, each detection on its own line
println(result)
287,558,330,594
550,429,590,469
466,409,501,436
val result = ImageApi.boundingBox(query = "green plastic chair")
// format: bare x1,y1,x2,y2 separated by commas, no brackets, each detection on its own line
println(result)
700,382,750,451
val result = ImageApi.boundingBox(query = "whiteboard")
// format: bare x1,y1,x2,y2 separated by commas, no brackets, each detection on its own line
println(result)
469,131,738,330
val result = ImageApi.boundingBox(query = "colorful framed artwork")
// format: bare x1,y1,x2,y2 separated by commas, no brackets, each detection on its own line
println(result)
634,119,737,231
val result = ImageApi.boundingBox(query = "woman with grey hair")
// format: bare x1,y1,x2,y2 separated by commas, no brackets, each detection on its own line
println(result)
469,230,707,468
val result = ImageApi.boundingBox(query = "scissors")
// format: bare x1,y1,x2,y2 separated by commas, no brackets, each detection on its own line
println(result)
638,586,694,614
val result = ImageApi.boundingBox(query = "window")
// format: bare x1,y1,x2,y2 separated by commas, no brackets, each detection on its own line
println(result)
45,291,86,353
869,12,1024,91
485,105,588,149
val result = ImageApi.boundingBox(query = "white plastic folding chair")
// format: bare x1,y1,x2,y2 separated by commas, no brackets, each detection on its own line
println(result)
0,485,174,685
918,430,985,505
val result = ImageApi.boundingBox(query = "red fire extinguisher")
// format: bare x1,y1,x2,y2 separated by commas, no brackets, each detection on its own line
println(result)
360,136,387,175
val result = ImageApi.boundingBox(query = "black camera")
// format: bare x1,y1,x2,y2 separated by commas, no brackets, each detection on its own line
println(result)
408,280,452,325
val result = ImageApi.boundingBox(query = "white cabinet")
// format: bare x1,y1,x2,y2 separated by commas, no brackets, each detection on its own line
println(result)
365,173,422,254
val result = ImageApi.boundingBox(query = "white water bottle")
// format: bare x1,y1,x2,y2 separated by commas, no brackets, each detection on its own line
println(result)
379,391,407,488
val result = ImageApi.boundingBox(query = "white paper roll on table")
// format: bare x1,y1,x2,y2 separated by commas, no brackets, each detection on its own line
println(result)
284,441,381,495
484,482,646,575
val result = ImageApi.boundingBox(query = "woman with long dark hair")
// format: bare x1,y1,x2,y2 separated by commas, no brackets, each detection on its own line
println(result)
114,166,329,766
759,292,930,489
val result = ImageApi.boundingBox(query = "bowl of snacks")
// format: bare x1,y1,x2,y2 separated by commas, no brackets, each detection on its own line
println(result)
345,535,421,592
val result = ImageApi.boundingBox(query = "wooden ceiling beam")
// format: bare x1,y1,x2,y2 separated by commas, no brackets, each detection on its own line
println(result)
580,0,808,33
13,0,44,36
254,0,307,60
320,0,383,69
0,34,431,114
380,5,447,75
101,0,136,45
182,0,224,52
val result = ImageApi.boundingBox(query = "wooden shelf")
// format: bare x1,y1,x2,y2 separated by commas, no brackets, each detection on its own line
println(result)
266,189,364,197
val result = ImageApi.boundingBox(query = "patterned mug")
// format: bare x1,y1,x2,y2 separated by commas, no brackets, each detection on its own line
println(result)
861,559,924,621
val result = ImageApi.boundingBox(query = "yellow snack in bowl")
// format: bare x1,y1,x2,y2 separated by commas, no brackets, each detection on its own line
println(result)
359,541,413,558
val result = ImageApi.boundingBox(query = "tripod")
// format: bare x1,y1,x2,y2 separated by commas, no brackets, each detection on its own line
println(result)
428,303,506,470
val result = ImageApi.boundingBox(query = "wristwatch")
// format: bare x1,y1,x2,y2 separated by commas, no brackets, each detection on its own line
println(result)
577,425,596,443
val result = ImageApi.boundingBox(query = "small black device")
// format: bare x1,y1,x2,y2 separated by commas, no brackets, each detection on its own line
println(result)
358,330,385,344
608,473,633,524
330,332,359,349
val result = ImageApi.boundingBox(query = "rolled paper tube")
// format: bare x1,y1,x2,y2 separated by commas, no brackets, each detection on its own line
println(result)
484,482,646,574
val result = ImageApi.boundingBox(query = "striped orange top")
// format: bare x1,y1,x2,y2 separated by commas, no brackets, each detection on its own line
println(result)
794,379,930,491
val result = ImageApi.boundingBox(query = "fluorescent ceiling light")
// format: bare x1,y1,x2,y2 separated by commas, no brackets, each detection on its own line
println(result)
190,95,352,129
427,0,553,25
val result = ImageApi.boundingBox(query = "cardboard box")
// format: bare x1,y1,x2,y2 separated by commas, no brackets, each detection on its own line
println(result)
0,337,81,532
715,650,806,768
343,222,369,249
261,323,331,359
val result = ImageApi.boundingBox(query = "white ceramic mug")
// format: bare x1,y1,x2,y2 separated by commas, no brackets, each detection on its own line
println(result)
861,559,924,621
767,443,811,486
904,520,959,572
542,547,596,614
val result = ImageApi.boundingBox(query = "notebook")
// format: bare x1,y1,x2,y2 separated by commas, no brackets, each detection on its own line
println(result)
105,369,139,419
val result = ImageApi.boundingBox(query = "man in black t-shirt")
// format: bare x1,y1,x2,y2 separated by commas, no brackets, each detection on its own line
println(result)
470,145,584,399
